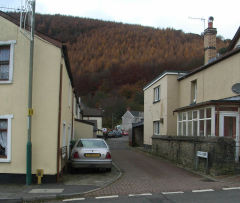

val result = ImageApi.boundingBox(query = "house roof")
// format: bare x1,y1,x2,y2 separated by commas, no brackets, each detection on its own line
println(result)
228,26,240,51
178,47,240,81
174,96,240,112
0,11,74,87
143,71,187,91
82,107,103,117
130,111,143,117
179,26,240,81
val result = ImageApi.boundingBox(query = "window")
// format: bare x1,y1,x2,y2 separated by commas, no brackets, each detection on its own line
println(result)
154,86,160,102
177,107,214,137
0,41,16,83
191,80,197,104
153,121,160,135
0,114,13,162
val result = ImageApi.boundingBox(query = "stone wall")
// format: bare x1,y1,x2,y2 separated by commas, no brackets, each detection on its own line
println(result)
152,135,236,175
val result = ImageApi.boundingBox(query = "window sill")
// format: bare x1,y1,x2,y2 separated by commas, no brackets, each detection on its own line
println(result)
0,158,10,162
153,100,160,104
0,80,13,84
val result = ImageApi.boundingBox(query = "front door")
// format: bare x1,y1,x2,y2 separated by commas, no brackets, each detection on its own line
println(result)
220,112,239,162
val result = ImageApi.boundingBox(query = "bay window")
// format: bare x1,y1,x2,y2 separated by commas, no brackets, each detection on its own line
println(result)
177,107,214,137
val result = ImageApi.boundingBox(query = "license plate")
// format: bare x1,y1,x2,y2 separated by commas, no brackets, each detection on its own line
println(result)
84,153,101,158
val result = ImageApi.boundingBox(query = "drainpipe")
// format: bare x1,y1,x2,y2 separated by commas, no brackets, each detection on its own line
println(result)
26,0,35,185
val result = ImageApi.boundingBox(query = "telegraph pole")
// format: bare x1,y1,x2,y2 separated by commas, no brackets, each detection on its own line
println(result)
26,0,35,185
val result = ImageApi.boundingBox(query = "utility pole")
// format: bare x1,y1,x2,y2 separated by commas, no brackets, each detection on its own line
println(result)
26,0,35,185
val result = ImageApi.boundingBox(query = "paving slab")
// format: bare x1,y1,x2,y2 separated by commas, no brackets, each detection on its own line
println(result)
0,163,121,202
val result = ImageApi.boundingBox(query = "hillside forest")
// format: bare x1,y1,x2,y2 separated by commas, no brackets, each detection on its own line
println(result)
10,13,230,128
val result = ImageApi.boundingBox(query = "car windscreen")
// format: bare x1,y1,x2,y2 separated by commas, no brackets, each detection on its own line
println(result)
78,140,107,148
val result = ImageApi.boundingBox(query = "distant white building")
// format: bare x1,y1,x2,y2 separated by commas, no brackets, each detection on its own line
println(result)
122,110,144,131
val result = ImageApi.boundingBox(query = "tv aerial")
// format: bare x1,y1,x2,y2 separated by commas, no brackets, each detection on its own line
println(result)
188,16,206,33
20,0,35,39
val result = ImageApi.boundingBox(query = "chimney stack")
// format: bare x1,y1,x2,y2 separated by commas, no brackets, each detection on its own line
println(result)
204,16,217,64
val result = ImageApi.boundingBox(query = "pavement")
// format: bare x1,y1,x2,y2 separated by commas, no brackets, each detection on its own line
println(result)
0,163,121,203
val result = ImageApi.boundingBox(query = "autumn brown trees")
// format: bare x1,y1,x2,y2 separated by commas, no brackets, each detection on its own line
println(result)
8,13,229,127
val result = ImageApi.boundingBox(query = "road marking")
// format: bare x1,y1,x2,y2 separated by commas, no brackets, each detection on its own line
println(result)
29,189,64,193
162,191,184,195
222,187,240,190
129,193,152,197
63,198,85,202
95,195,119,199
192,189,214,193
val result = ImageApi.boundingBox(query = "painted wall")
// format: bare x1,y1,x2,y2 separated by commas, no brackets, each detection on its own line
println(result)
74,120,94,140
83,116,102,130
144,75,168,145
166,75,180,135
0,16,29,174
31,35,62,175
179,53,240,108
144,74,181,145
122,111,134,131
0,16,74,176
59,57,73,172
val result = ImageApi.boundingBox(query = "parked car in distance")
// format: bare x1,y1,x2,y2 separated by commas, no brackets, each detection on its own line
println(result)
113,130,122,138
70,138,112,172
107,130,114,138
121,130,128,136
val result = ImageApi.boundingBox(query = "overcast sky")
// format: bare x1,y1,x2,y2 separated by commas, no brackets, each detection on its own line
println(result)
1,0,239,39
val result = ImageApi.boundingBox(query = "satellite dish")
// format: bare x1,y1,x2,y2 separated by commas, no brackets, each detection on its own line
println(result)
232,83,240,94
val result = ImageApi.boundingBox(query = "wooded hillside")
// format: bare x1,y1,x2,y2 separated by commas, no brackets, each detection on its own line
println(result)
9,13,230,127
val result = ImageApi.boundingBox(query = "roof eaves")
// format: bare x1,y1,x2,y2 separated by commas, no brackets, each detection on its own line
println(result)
143,71,187,91
174,100,240,112
62,45,74,88
0,11,63,48
227,26,240,51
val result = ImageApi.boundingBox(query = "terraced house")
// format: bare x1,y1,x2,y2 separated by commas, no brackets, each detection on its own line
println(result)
144,17,240,174
0,11,80,183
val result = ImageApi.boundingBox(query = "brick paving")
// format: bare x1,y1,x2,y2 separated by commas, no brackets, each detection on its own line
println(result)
85,136,240,197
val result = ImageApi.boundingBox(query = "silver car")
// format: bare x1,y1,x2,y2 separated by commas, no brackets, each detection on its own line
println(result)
70,138,112,171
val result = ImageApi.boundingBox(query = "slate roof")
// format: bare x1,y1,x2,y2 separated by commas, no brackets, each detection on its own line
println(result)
228,26,240,51
178,26,240,81
174,96,240,112
130,111,143,117
82,107,103,117
178,47,240,81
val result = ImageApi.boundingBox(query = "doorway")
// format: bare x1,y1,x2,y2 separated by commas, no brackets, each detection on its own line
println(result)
220,112,239,162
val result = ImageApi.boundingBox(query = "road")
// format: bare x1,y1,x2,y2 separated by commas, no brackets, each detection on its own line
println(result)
61,189,240,202
56,136,240,202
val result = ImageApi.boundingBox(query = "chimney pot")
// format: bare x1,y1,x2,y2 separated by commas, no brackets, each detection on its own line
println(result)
208,16,214,28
